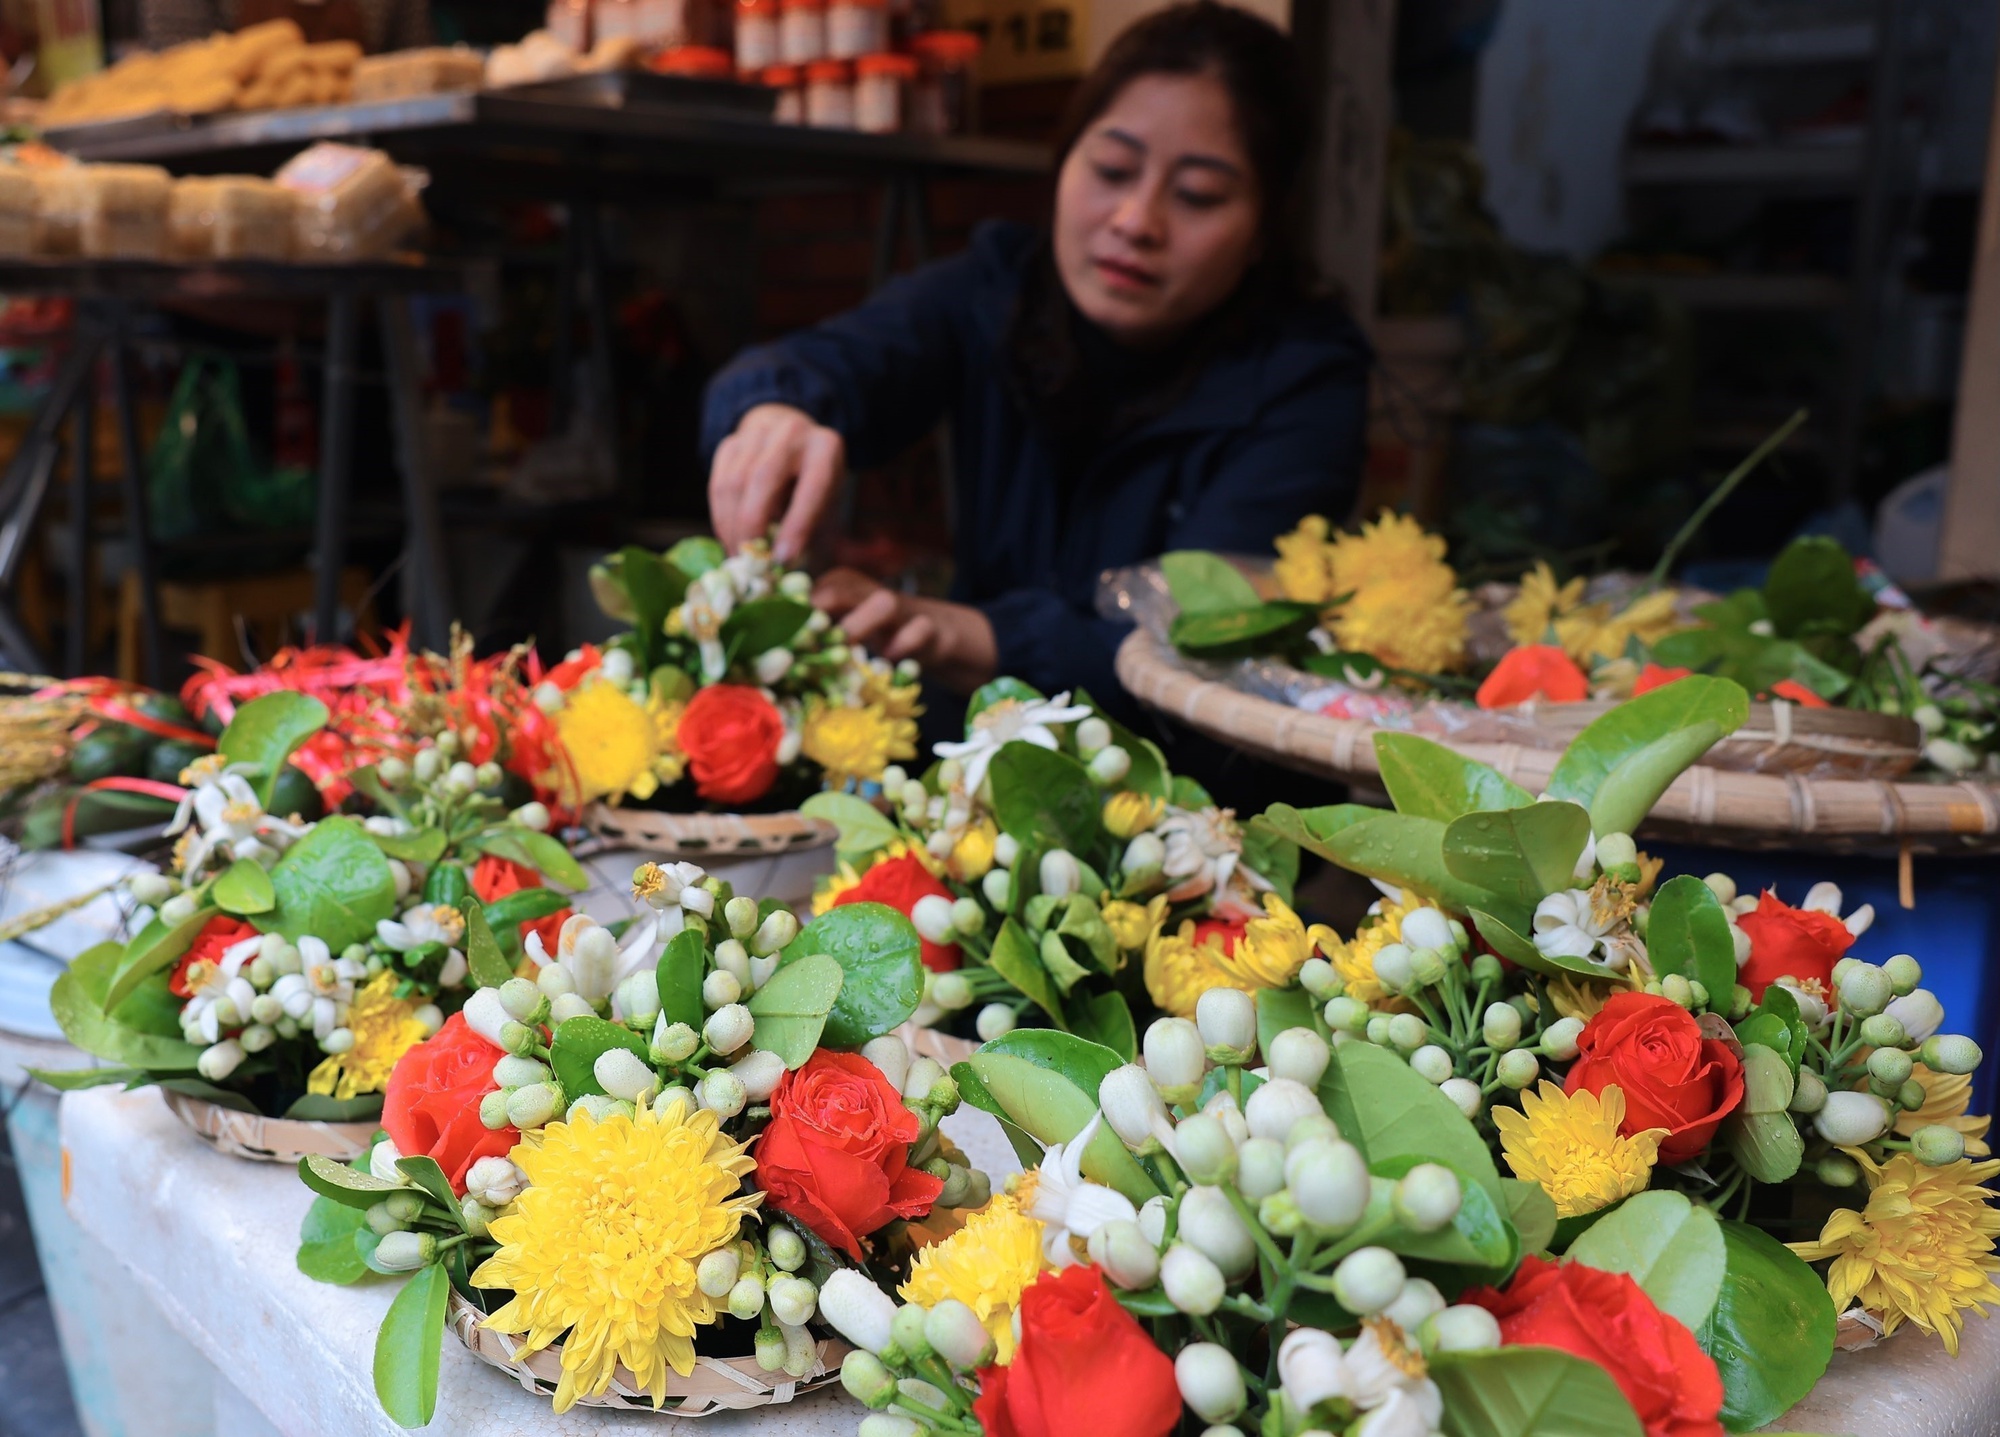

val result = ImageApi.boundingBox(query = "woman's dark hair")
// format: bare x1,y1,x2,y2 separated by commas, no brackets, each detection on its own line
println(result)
1054,1,1313,296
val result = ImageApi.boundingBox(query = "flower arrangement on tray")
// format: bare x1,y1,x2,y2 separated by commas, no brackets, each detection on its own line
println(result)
801,672,1995,1437
34,689,586,1128
798,678,1300,1057
294,860,988,1426
536,537,922,814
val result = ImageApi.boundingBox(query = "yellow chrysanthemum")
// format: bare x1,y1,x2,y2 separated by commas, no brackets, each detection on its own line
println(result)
1316,891,1426,1005
802,698,915,788
1545,969,1641,1023
556,679,661,803
862,667,923,722
1103,791,1166,841
1494,1082,1665,1219
1504,562,1586,649
901,1195,1046,1364
1103,895,1169,953
1505,563,1686,666
1274,514,1340,604
949,820,997,883
306,971,427,1102
1330,575,1471,675
649,697,687,787
1144,894,1321,1017
1791,1149,2000,1355
1328,511,1454,594
472,1101,760,1411
1897,1065,1993,1158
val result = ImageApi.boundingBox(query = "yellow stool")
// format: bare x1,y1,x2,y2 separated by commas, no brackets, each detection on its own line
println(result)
118,567,375,681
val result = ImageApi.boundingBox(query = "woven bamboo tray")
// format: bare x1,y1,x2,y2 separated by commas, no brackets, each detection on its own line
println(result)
161,1089,377,1163
1514,697,1922,779
584,804,837,859
449,1291,848,1415
1117,628,2000,854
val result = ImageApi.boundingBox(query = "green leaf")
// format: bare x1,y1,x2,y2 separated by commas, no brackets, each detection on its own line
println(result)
1239,821,1299,906
967,677,1045,722
988,743,1102,856
481,887,571,929
29,1066,147,1091
1320,1040,1504,1207
1065,989,1136,1061
1171,776,1214,809
260,817,399,953
656,927,707,1032
749,952,844,1068
472,828,586,891
297,1195,373,1285
1442,802,1592,912
1169,602,1317,658
986,917,1066,1026
1469,908,1612,982
459,901,513,990
1375,732,1534,823
549,1016,651,1100
1763,536,1875,640
1431,1347,1646,1437
298,1153,403,1209
1160,550,1263,615
1074,690,1171,802
374,1263,449,1429
1697,1220,1836,1431
664,535,724,578
285,1092,383,1121
784,902,924,1046
1253,803,1377,861
1503,1179,1558,1256
158,1077,260,1111
367,826,449,866
614,545,687,669
800,792,902,863
1566,1189,1726,1332
1370,1153,1517,1270
211,859,275,916
1256,987,1317,1062
1543,676,1749,838
54,965,206,1071
218,692,330,809
395,1156,469,1232
722,596,812,666
1308,810,1499,913
962,1046,1159,1205
1646,875,1739,1002
99,906,221,1020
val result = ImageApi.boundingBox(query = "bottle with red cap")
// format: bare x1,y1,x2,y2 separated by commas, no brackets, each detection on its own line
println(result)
910,29,979,134
736,0,780,70
780,0,827,65
854,51,917,133
803,58,854,127
763,63,804,123
827,0,887,59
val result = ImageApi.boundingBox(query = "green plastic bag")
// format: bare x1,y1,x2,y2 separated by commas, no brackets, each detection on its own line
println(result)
148,356,316,541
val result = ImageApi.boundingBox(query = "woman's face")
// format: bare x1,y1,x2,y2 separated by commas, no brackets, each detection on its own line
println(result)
1053,70,1263,347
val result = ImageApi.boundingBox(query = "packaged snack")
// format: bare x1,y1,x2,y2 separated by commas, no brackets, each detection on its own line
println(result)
169,176,294,261
79,164,173,259
32,166,87,255
350,46,485,103
0,168,34,258
275,143,422,261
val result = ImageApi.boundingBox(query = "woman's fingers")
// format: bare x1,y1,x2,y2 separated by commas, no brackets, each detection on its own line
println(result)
707,432,748,550
885,613,938,665
837,588,904,647
810,567,876,617
774,425,845,564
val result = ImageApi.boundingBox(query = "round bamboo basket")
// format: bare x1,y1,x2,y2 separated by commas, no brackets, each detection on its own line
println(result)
1512,697,1921,779
449,1291,848,1415
161,1089,376,1163
584,804,837,859
1117,628,2000,854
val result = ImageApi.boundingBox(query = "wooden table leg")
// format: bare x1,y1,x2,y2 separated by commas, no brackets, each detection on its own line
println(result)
313,292,360,646
378,295,450,651
109,319,161,687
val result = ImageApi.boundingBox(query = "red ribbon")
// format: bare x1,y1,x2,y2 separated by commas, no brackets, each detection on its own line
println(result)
62,777,188,850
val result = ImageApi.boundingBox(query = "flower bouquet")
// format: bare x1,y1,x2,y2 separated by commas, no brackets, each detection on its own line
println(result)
802,672,1996,1437
34,689,585,1154
537,538,921,828
296,859,990,1426
799,679,1300,1056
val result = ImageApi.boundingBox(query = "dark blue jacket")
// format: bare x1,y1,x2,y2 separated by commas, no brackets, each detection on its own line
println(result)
702,220,1371,723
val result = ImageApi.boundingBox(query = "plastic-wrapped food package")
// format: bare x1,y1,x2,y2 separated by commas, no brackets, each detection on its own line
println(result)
169,176,294,261
274,144,423,261
350,46,486,103
79,165,173,259
31,166,89,256
0,169,35,258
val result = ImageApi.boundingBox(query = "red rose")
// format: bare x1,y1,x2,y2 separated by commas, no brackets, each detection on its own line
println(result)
382,1013,518,1194
1632,664,1693,696
169,914,261,998
678,684,784,806
1564,992,1744,1164
1466,1256,1725,1437
756,1050,944,1259
1735,890,1852,1000
471,854,571,954
973,1266,1180,1437
834,852,962,972
1477,645,1590,709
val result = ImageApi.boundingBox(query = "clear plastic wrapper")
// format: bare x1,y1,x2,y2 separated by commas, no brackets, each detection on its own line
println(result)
0,168,36,258
169,176,294,261
350,46,486,103
273,143,425,261
31,165,88,257
79,164,173,260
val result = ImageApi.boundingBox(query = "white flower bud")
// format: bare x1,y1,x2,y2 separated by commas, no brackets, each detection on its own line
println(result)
769,1274,818,1328
902,1056,945,1103
1497,1050,1540,1090
1285,1139,1370,1231
1196,988,1256,1053
932,972,974,1011
1267,1027,1331,1088
681,885,716,920
704,969,744,1010
159,893,198,926
249,993,285,1026
1814,1090,1891,1146
1039,850,1080,899
948,898,985,937
861,1035,912,1092
239,1023,276,1054
981,868,1012,908
651,1018,700,1064
594,1048,657,1103
510,800,550,831
1244,1078,1323,1143
754,646,794,686
1100,1064,1172,1149
924,1299,995,1370
375,1231,438,1272
704,1003,754,1055
1439,1077,1482,1119
1703,872,1737,905
1076,716,1113,756
653,1085,694,1116
976,1004,1017,1042
1088,746,1131,785
320,1028,356,1055
820,1270,898,1353
699,1069,748,1119
991,832,1019,868
128,872,174,906
1924,1034,1984,1075
197,1040,246,1081
600,648,635,685
464,1156,528,1207
1383,1278,1447,1335
1175,1343,1246,1424
1392,1164,1462,1233
1235,1138,1288,1202
728,1276,766,1321
1144,1018,1207,1092
731,1049,787,1102
1399,907,1455,953
1277,1327,1354,1412
724,895,761,938
1409,1045,1454,1085
697,1247,741,1298
769,1226,807,1271
1839,965,1894,1018
549,993,594,1023
614,972,661,1026
1540,1018,1585,1061
752,910,801,957
1138,1195,1169,1246
507,1082,562,1129
911,895,958,946
1087,1218,1161,1289
1123,831,1166,877
1482,1002,1523,1049
536,963,576,998
1161,1243,1225,1315
445,760,478,794
1371,943,1414,992
1332,1247,1406,1316
1173,1114,1240,1186
1887,989,1945,1043
413,1004,444,1036
1422,1304,1503,1354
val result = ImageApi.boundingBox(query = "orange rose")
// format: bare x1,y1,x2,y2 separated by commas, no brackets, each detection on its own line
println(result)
1565,992,1744,1165
169,914,260,998
471,854,570,953
1477,645,1589,708
382,1014,518,1194
1735,890,1852,1000
678,684,784,806
834,853,962,972
1632,663,1693,696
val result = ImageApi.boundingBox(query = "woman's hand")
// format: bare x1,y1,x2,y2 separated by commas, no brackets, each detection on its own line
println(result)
813,568,999,695
708,403,846,561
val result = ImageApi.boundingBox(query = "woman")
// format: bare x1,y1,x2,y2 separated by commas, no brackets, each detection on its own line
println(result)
703,1,1368,730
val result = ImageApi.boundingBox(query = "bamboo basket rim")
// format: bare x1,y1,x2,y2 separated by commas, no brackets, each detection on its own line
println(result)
448,1289,849,1415
583,803,838,858
1116,628,2000,853
160,1088,377,1163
